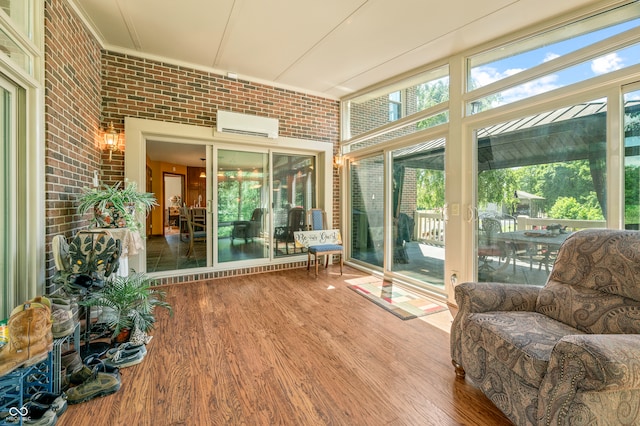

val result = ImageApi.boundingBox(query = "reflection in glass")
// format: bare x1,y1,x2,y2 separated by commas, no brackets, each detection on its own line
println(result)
475,99,607,285
391,139,446,291
346,65,449,141
0,27,31,74
272,153,315,257
624,90,640,230
218,150,269,263
350,154,384,268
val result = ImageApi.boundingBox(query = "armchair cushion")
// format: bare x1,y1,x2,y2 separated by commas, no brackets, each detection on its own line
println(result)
463,311,584,388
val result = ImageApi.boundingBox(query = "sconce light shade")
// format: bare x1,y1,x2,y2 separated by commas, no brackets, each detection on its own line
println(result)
102,121,121,161
333,154,344,169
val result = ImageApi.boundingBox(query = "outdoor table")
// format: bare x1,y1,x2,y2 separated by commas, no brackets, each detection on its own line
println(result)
496,230,572,274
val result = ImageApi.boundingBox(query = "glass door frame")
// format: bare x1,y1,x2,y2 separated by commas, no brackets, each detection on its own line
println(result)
124,117,334,277
342,125,449,298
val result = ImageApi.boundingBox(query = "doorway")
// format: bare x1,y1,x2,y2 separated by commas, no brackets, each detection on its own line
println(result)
163,173,184,236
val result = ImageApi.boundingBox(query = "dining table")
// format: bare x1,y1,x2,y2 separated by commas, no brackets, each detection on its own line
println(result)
495,230,572,274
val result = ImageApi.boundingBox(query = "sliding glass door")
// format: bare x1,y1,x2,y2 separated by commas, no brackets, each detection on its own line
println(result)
391,139,446,291
144,140,321,272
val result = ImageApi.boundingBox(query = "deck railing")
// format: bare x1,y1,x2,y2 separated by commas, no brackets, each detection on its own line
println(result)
413,211,605,248
414,210,445,246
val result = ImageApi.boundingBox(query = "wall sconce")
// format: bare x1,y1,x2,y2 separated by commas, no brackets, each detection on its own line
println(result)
333,154,344,169
102,121,122,161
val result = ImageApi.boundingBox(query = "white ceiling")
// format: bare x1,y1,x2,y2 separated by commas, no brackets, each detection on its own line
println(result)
71,0,607,100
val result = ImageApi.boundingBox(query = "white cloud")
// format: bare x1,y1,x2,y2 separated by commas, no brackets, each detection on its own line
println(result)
544,52,560,62
471,66,559,106
470,66,524,88
591,53,624,74
495,74,560,106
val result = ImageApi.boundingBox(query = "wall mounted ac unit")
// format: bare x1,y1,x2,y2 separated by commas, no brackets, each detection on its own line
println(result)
217,110,279,139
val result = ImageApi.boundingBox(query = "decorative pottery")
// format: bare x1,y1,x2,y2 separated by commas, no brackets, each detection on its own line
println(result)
93,202,135,228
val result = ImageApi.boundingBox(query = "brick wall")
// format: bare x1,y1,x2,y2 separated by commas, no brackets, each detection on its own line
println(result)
44,0,103,282
43,0,341,284
102,52,339,143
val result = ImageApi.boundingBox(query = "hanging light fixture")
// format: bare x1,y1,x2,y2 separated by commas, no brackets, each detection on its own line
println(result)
199,158,206,178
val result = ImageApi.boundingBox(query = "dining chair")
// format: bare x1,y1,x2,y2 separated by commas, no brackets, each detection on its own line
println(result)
305,208,343,277
182,207,207,258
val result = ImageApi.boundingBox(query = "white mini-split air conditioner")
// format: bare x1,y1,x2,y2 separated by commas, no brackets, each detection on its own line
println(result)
216,110,279,139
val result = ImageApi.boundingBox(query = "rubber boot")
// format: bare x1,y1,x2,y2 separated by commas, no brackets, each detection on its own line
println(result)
0,299,53,376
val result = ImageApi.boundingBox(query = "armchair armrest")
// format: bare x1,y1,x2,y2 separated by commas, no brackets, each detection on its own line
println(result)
450,282,540,377
539,334,640,424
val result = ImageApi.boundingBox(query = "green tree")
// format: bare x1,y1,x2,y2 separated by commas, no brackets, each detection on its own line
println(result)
477,168,518,207
416,169,444,210
511,160,603,217
415,78,449,130
548,195,604,220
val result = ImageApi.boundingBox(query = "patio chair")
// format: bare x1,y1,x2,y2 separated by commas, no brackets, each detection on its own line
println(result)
274,207,305,254
477,217,503,274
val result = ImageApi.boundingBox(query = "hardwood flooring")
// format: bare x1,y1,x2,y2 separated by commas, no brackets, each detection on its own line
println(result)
57,266,512,425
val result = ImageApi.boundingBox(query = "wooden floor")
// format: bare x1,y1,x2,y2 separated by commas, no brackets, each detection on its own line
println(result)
58,266,512,426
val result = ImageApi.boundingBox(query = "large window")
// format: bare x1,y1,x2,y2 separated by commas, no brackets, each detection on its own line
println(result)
474,99,607,285
624,89,640,230
341,3,640,302
0,75,16,318
0,0,42,318
468,3,640,92
344,65,449,147
467,2,640,113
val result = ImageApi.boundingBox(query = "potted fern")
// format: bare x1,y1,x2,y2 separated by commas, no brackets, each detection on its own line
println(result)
80,272,172,342
78,180,157,232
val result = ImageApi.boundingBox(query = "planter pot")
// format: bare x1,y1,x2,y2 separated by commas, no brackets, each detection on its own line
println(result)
114,328,131,343
94,202,134,228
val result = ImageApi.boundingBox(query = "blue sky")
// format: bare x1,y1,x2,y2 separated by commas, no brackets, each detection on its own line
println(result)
470,18,640,105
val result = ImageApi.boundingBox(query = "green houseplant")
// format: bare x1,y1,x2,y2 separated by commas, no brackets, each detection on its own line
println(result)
80,272,172,341
78,180,157,232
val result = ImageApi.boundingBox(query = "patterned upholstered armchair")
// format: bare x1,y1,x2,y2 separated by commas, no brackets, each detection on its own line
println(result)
451,229,640,425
